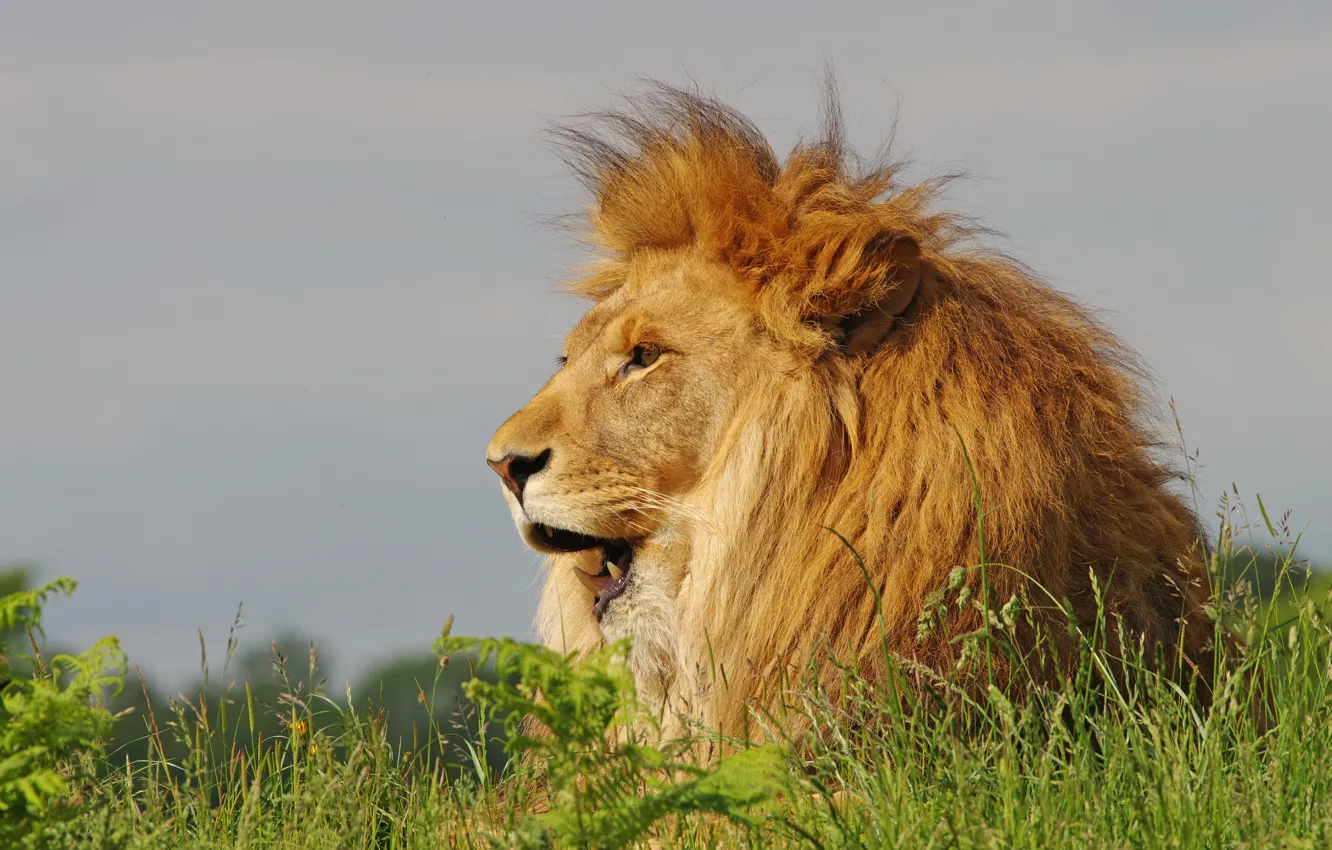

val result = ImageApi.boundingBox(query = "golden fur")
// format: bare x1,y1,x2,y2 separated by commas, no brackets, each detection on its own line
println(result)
487,83,1215,740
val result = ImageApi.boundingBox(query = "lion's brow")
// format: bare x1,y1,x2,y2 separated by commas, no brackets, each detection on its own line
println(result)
564,304,623,361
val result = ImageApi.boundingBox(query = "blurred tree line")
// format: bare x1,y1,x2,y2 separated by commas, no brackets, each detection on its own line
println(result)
1215,548,1318,601
0,564,509,781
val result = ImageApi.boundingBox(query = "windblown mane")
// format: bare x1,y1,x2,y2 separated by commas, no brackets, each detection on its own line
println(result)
543,83,1215,735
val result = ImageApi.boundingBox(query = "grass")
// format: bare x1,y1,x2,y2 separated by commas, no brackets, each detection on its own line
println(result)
4,491,1331,848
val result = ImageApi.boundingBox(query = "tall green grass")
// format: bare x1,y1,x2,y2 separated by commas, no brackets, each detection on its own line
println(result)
3,488,1329,848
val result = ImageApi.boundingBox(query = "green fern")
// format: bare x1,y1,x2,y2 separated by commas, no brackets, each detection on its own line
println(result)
436,631,786,849
0,578,126,846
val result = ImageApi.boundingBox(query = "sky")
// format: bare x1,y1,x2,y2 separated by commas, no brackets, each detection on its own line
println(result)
2,1,1330,685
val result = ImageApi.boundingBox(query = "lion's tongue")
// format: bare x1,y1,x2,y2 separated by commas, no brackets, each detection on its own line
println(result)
574,568,613,595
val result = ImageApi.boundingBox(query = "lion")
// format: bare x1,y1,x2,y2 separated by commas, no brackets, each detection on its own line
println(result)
485,83,1217,741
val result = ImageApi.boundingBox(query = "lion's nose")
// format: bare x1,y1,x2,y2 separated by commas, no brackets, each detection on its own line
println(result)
486,449,551,503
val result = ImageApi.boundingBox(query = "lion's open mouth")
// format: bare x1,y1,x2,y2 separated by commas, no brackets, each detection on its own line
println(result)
530,523,635,620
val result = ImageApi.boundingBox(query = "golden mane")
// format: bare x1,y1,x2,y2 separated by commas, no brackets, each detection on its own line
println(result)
536,83,1216,736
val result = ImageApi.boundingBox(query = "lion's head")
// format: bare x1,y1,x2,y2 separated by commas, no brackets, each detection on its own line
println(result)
486,84,1214,737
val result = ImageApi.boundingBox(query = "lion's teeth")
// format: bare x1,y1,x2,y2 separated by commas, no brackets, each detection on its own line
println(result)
607,561,623,581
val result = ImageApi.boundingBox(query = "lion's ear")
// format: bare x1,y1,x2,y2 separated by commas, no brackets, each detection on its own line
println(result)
829,235,922,356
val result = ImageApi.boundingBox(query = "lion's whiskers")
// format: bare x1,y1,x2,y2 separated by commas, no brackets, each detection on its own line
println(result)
621,486,713,529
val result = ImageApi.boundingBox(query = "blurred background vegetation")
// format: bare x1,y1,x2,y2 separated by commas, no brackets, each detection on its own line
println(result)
0,562,509,782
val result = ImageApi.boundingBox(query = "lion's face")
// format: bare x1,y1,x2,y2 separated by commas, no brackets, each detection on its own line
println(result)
487,251,769,632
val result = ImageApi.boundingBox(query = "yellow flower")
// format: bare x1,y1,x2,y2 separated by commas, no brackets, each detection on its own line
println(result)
291,719,309,738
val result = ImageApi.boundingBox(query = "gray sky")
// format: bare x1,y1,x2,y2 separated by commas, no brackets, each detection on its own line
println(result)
3,2,1330,684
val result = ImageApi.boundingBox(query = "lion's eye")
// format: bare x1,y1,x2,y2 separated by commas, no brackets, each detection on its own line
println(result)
632,343,661,368
621,342,661,377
